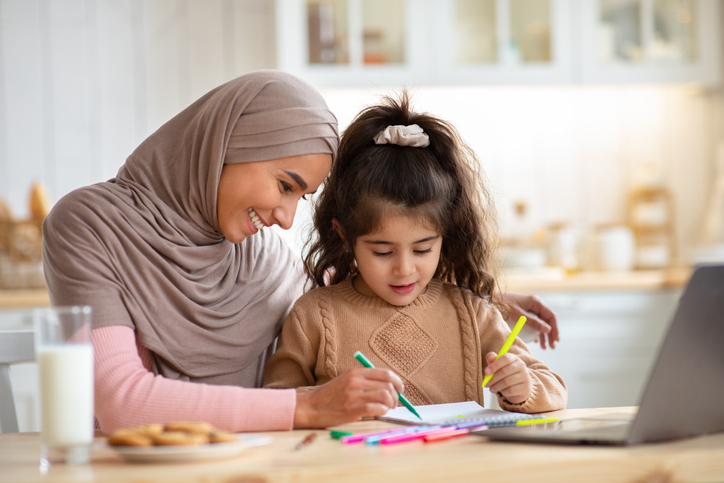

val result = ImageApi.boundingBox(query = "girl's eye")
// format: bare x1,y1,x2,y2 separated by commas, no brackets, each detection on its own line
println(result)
373,251,392,257
280,181,294,193
414,248,433,255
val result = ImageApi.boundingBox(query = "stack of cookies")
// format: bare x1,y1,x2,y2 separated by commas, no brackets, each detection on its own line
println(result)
108,422,239,447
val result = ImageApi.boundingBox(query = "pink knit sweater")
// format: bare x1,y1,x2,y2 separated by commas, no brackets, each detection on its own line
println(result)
92,325,296,434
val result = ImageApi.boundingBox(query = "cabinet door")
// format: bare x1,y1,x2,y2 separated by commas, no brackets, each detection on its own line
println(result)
528,289,678,409
276,0,428,87
427,0,575,84
578,0,721,84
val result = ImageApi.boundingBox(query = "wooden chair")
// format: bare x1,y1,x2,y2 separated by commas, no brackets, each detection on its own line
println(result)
0,330,35,433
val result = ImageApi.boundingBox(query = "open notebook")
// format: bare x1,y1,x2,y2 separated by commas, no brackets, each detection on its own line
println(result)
375,401,547,427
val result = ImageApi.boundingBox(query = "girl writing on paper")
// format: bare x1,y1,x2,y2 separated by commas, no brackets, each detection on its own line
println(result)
264,93,567,412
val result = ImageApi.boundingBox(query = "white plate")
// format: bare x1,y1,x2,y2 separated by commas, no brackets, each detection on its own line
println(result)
106,434,272,463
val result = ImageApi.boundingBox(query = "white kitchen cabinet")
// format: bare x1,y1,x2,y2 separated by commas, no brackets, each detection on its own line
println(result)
275,0,720,87
429,0,575,85
578,0,721,84
276,0,430,87
528,288,679,409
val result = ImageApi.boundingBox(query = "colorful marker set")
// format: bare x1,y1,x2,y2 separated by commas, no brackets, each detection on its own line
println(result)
333,416,558,446
338,420,491,446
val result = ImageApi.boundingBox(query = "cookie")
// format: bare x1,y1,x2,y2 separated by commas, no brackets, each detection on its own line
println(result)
152,431,210,446
135,423,165,437
108,429,154,447
164,421,216,435
209,431,239,443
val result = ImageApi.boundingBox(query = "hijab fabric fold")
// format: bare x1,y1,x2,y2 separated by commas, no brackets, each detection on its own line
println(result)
42,70,338,386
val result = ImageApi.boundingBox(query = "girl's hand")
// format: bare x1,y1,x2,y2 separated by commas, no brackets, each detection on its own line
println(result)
293,368,403,428
499,292,560,349
483,352,532,405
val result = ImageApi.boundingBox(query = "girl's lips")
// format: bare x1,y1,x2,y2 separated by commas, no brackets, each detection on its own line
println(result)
390,283,416,295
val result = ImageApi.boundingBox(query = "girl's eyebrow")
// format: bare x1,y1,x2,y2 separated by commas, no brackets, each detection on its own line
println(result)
364,235,440,245
282,170,308,190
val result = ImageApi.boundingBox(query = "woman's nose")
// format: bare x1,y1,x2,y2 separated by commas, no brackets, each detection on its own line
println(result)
273,199,298,230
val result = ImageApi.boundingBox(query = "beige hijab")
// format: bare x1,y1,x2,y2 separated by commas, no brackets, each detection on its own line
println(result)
42,70,338,386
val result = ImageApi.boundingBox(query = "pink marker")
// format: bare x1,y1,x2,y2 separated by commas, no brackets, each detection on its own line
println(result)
340,426,420,444
378,426,459,445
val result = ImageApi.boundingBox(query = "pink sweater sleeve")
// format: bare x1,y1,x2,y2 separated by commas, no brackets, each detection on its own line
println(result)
92,325,296,434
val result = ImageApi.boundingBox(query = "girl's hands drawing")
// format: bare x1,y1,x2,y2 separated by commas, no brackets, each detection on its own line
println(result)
293,368,403,428
483,351,533,405
500,292,560,349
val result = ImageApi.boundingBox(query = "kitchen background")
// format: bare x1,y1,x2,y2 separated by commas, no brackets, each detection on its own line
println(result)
1,0,723,430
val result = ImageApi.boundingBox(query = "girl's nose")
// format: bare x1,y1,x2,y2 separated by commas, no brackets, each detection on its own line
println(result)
273,198,298,230
394,254,414,277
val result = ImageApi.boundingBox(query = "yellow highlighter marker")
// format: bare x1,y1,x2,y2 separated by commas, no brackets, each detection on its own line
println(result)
516,417,558,426
482,315,527,387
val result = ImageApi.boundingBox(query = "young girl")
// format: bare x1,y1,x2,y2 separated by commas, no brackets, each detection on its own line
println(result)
263,93,566,413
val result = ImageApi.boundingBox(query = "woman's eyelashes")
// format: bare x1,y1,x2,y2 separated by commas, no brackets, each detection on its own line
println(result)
279,179,308,200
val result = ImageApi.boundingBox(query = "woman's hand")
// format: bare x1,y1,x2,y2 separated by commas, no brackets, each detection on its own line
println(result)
483,352,532,405
293,368,403,429
499,292,559,349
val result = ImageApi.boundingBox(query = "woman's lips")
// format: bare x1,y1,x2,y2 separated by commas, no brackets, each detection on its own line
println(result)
390,283,415,294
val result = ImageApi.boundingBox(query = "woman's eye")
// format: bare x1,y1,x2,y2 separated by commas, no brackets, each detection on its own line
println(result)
280,181,294,193
373,251,392,257
414,248,433,255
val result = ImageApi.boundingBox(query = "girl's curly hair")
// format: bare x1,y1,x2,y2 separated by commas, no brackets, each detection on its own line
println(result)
304,91,499,300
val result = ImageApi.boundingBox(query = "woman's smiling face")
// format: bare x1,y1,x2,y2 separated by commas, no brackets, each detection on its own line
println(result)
216,153,332,243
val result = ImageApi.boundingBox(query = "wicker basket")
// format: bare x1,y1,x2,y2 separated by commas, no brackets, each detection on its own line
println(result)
0,218,45,289
0,186,48,289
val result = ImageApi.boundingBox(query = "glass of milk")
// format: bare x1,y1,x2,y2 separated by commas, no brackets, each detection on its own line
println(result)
33,306,93,467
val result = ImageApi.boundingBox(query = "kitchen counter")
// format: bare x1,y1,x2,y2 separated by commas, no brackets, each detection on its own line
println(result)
0,268,692,310
498,267,691,293
0,288,50,309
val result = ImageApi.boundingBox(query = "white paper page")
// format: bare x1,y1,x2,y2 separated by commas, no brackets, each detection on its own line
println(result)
380,401,505,425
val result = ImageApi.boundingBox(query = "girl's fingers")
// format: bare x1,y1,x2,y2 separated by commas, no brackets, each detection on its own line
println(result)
484,352,516,376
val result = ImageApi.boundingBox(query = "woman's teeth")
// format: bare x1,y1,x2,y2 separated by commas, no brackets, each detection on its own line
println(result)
248,208,265,230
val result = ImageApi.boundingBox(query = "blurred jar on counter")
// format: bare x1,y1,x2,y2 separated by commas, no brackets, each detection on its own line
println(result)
594,224,636,272
546,222,581,273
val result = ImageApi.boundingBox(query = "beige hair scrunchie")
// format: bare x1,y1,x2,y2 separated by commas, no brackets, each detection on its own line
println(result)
373,124,430,147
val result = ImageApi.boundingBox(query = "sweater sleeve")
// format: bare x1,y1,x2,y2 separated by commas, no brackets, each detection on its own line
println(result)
262,300,321,389
93,325,297,433
473,296,567,413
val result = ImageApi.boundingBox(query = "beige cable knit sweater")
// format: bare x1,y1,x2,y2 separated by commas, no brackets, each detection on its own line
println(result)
263,278,567,413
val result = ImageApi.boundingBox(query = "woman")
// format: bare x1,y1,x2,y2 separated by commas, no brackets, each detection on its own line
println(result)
42,70,558,433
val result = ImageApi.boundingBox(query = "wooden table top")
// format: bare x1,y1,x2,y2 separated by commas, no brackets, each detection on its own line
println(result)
2,407,723,483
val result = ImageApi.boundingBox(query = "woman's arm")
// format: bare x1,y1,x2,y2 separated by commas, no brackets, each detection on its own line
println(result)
93,325,296,433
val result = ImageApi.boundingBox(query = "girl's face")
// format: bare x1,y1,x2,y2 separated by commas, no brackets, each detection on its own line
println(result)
217,153,332,243
352,213,442,306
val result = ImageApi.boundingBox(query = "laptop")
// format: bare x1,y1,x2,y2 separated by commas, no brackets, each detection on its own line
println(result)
475,264,724,445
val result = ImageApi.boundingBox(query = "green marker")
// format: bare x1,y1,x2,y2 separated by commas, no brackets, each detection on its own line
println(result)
354,351,422,420
482,315,527,387
330,430,354,439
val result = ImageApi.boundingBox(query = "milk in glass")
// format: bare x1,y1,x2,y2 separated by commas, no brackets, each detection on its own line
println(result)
38,345,94,446
34,305,94,467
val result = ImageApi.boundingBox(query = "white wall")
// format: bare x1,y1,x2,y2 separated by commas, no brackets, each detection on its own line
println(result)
0,0,276,218
318,84,719,264
0,0,721,265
